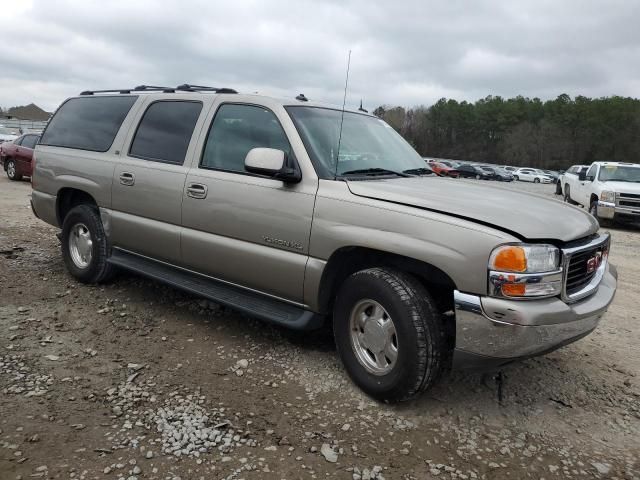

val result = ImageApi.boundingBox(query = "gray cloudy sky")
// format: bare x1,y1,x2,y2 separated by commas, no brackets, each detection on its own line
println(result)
1,0,639,112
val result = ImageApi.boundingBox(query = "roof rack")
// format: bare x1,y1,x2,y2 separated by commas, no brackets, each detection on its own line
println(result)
133,85,176,93
80,89,134,95
79,84,237,96
176,84,237,94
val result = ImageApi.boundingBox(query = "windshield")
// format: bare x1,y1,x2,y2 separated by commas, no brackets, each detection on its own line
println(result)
286,106,425,178
599,165,640,182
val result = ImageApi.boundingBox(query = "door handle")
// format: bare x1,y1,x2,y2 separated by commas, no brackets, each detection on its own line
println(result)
187,183,208,199
119,172,135,186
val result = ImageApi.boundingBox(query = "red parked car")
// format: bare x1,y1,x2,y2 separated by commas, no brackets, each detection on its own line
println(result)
0,133,39,181
429,161,459,178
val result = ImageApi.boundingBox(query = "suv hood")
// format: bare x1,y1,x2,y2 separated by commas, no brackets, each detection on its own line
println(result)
601,181,640,194
347,177,599,242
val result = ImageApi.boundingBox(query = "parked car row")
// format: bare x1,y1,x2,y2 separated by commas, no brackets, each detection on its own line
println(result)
0,133,40,180
424,159,515,182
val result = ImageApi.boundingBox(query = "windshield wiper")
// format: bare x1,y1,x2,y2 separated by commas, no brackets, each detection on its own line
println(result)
402,167,435,176
341,168,411,177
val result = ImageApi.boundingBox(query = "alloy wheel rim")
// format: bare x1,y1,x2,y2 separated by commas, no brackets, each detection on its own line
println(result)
349,299,398,376
68,223,93,269
7,162,15,178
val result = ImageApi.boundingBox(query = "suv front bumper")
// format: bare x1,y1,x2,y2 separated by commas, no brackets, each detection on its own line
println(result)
452,263,617,370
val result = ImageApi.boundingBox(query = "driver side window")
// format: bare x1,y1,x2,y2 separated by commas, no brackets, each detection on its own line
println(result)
200,104,291,173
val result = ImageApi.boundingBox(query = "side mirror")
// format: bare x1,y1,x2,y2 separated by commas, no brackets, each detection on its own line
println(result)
244,148,301,183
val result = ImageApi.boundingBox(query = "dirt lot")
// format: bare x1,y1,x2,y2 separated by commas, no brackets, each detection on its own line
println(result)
1,175,638,480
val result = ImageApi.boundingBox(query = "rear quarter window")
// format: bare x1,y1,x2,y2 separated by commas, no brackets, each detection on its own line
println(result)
40,96,138,152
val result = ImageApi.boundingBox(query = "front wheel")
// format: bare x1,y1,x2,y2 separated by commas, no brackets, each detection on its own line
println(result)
333,268,445,402
61,205,116,283
590,201,613,227
534,177,540,183
475,174,481,180
6,159,22,181
555,182,562,195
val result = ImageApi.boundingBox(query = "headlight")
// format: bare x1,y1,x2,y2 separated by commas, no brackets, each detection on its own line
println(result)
488,244,562,298
489,245,559,273
600,191,615,203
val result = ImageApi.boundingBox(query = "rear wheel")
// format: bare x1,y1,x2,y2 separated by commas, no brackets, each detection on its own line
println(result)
513,175,519,181
534,177,540,184
6,159,21,181
333,268,445,402
61,205,115,283
555,181,562,195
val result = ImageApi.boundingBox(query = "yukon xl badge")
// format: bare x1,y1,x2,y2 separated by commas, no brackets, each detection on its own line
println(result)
263,236,303,251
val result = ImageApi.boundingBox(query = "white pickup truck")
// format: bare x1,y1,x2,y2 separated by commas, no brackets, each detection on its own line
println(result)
562,161,640,225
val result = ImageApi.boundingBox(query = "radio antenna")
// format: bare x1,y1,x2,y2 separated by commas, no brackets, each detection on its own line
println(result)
334,50,351,180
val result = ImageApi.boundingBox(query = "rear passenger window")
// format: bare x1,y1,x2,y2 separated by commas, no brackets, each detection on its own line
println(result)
129,101,202,165
40,96,137,152
200,104,290,173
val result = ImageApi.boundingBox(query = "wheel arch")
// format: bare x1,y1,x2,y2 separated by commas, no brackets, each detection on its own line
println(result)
56,188,98,225
316,246,458,316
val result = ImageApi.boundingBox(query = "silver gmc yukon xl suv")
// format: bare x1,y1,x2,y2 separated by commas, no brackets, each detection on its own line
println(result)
31,85,617,402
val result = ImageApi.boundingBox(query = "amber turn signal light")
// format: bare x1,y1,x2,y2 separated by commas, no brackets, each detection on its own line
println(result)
492,246,527,272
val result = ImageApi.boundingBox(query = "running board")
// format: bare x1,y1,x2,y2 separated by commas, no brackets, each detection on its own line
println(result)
107,249,323,331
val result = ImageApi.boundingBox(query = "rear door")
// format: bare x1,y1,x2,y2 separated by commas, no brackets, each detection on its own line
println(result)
181,101,317,303
110,98,208,263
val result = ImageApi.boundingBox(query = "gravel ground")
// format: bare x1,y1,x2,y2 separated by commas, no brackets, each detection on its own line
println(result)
1,175,638,480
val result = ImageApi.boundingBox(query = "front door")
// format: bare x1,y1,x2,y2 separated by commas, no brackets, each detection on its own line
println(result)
110,99,206,263
576,164,598,206
181,102,317,303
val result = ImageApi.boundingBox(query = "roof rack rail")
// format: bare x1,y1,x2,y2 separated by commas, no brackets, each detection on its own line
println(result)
176,84,237,94
80,89,133,95
79,84,237,96
133,85,176,93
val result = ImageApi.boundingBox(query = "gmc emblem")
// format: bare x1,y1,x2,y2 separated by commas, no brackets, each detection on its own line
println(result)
586,253,602,274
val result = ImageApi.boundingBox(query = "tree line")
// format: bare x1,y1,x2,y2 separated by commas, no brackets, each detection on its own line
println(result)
373,94,640,170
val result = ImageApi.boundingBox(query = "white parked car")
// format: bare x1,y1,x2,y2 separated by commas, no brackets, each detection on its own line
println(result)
0,126,20,144
563,161,640,225
513,168,554,183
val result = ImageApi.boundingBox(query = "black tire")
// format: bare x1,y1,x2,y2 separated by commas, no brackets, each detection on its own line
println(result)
475,174,481,180
513,175,519,181
61,204,115,283
333,268,445,402
534,177,540,184
555,181,562,195
589,201,613,227
5,159,22,181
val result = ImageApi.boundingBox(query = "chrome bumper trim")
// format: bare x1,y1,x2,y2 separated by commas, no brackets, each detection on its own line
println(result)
452,264,617,369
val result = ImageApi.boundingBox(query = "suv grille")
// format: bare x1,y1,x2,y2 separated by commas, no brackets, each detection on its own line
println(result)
566,248,601,294
562,234,610,302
